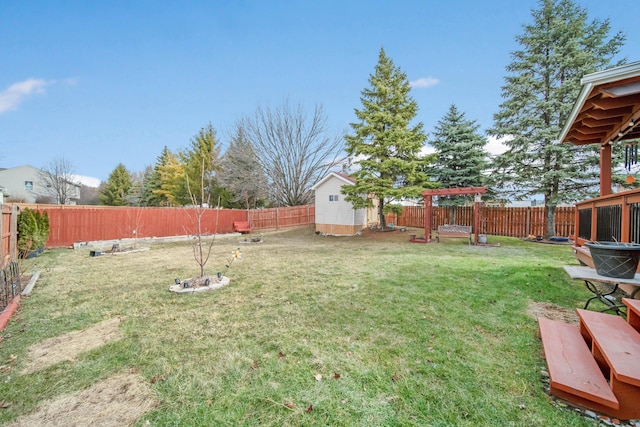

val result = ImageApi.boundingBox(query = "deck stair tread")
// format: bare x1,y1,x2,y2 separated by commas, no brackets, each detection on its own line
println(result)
577,308,640,387
623,298,640,332
538,317,619,409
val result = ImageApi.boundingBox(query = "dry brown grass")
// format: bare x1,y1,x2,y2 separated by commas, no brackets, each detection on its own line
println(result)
22,318,123,374
7,372,157,427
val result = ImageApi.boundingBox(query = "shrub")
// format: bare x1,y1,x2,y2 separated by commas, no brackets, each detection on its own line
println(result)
17,208,50,257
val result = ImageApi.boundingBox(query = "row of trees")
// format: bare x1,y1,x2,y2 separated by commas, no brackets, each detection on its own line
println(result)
341,0,629,235
39,0,630,238
97,102,343,209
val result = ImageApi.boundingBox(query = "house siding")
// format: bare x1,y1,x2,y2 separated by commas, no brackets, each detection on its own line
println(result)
313,174,367,236
0,165,80,204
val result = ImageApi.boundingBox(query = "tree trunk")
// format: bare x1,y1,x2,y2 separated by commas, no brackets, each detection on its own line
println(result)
545,204,556,239
379,200,386,229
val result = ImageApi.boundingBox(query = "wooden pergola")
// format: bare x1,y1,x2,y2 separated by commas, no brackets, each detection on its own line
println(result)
420,186,487,244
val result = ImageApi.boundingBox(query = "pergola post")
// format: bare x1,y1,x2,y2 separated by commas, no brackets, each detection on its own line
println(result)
473,195,481,245
424,195,433,243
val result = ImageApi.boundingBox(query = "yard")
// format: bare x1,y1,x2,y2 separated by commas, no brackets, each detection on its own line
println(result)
0,227,597,426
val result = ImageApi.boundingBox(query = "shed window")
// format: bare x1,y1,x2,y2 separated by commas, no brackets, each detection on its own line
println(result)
329,194,339,202
25,181,33,190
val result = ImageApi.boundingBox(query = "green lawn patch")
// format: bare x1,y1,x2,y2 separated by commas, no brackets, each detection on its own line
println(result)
0,228,596,426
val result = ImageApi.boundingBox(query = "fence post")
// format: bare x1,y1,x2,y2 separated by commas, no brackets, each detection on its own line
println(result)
0,206,4,266
10,206,17,262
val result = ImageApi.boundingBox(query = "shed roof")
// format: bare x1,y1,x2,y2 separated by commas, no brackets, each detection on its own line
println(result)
559,61,640,146
311,171,355,190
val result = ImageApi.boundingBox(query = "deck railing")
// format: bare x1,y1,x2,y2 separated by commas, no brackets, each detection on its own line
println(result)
574,188,640,247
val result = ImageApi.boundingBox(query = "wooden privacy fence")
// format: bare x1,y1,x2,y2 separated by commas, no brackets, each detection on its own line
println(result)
6,203,573,248
1,205,18,267
388,205,575,238
13,204,315,248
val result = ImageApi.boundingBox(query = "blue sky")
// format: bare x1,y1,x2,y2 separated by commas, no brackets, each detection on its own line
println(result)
2,0,639,184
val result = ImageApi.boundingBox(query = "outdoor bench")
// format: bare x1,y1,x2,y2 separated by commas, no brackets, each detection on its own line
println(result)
436,225,472,244
233,221,252,234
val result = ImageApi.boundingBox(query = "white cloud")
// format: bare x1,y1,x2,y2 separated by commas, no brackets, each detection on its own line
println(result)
420,136,510,158
0,78,50,113
421,144,436,156
72,175,102,188
486,135,511,155
410,76,439,89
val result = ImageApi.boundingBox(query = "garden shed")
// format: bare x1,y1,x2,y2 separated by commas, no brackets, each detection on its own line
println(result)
312,172,372,236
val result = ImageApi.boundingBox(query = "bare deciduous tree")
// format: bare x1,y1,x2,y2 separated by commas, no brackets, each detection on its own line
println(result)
38,158,80,204
241,100,345,206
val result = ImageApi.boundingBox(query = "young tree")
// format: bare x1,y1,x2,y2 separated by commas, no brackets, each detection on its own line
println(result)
181,123,221,207
241,99,344,206
38,157,79,204
489,0,625,238
342,48,433,228
430,104,489,220
218,124,270,209
99,163,133,206
186,158,218,279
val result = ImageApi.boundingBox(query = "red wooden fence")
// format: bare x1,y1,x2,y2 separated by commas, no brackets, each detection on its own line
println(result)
6,203,573,248
13,204,315,248
388,205,575,238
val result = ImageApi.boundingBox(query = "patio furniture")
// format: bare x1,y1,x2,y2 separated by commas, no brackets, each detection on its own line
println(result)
563,265,640,316
233,221,252,234
436,225,472,245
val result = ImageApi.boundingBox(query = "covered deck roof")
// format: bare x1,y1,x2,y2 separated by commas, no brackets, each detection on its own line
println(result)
559,62,640,196
559,62,640,146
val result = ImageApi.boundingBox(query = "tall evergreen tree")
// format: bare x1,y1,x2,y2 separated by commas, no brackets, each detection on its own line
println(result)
489,0,624,237
430,104,489,219
141,146,173,206
157,150,187,206
99,163,132,206
342,48,433,228
218,124,270,209
181,123,221,206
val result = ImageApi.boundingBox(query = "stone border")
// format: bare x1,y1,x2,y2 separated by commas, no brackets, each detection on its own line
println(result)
168,276,230,294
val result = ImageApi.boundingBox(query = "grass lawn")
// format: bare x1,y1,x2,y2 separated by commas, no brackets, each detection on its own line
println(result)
0,227,598,426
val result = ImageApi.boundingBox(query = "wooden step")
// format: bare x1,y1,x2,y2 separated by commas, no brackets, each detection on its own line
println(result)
623,298,640,333
538,317,618,410
577,309,640,387
577,309,640,419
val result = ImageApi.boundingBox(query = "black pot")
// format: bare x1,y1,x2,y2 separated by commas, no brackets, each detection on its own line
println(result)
584,241,640,279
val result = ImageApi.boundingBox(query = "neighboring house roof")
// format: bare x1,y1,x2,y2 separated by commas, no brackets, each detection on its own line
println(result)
311,171,355,190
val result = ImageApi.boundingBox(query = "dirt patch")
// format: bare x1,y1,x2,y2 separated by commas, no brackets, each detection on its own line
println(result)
22,318,123,374
359,227,420,242
526,300,579,325
7,372,157,427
